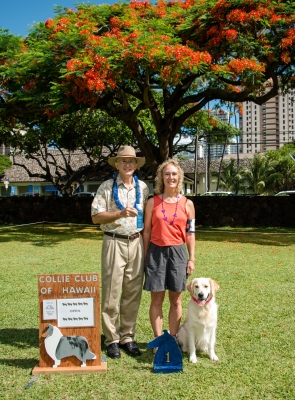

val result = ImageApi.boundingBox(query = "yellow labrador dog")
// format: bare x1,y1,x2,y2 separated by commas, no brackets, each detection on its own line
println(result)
177,277,219,364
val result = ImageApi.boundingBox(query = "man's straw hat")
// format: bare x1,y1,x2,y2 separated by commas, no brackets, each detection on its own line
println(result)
108,145,146,168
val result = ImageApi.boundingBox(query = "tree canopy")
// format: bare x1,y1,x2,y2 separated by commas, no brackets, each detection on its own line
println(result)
1,0,295,176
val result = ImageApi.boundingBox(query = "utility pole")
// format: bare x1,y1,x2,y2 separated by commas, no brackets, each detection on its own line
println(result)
194,136,198,194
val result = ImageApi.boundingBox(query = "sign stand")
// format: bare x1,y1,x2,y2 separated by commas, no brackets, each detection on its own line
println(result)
32,273,107,375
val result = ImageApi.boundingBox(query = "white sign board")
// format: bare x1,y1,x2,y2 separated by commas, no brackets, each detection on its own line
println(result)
43,300,57,320
57,297,95,328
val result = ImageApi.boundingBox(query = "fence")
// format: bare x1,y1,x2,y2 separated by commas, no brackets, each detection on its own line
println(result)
1,196,295,227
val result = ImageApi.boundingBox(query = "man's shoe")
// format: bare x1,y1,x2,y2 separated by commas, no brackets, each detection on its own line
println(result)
106,343,121,359
120,341,141,357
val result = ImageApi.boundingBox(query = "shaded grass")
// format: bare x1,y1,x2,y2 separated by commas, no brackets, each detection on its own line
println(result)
0,224,295,399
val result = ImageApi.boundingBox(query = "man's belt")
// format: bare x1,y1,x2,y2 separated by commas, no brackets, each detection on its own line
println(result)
104,232,140,241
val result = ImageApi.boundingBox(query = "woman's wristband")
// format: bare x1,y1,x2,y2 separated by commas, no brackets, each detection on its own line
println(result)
188,259,195,262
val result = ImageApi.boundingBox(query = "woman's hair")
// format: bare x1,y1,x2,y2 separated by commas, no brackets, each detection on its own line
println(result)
154,158,184,195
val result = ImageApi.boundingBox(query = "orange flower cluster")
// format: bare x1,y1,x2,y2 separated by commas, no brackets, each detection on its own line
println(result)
182,0,196,10
160,66,182,83
281,51,291,64
66,56,116,100
155,0,167,17
130,1,150,9
223,29,238,41
53,17,71,33
280,27,295,63
226,9,248,23
235,103,243,115
281,27,295,49
45,19,54,29
67,59,82,72
164,45,212,69
207,26,238,43
227,58,265,74
208,117,218,126
79,29,91,36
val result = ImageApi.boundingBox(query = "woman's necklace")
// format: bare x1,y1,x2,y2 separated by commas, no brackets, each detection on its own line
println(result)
161,194,180,225
112,172,141,210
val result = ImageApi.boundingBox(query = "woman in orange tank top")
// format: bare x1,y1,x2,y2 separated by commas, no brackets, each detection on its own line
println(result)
143,158,195,345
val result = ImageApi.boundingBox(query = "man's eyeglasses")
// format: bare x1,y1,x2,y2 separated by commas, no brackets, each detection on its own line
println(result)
118,159,137,165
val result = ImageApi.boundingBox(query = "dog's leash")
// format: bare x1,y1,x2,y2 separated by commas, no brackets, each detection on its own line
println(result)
25,375,38,389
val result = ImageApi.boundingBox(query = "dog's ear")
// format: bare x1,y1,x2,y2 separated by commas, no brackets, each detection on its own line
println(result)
210,279,220,296
186,280,194,295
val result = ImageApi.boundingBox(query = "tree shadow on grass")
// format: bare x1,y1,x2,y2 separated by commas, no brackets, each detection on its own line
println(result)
195,228,295,247
0,328,39,348
0,224,104,246
0,358,38,370
0,328,39,370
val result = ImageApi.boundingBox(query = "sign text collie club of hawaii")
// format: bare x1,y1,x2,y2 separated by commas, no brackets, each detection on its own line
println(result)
33,273,107,374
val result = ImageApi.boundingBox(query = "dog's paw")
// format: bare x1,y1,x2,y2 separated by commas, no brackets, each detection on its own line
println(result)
210,353,218,361
189,354,197,364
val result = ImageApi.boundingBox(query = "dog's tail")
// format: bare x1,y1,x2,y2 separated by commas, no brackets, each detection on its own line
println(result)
86,349,96,359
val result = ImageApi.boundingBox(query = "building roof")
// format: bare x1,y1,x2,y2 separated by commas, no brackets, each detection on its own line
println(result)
1,150,248,184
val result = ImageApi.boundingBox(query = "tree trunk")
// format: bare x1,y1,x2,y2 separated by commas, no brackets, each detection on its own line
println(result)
207,141,211,191
235,110,240,168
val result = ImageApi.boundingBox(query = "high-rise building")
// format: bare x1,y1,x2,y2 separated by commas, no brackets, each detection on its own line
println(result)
240,91,295,155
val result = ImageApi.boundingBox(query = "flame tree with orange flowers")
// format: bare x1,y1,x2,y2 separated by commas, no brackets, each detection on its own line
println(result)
1,0,295,176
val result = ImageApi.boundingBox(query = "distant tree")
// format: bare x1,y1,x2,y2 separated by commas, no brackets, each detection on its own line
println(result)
0,154,12,175
1,1,295,176
0,109,134,194
264,143,295,192
243,154,281,194
212,158,247,194
176,155,189,161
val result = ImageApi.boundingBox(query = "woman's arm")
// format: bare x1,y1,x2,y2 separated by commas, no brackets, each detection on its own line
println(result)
186,199,196,276
142,197,154,259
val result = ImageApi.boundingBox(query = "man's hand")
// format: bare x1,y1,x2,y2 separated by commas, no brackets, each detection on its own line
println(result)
121,207,138,218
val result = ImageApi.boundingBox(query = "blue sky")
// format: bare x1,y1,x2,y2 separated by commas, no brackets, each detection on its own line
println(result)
0,0,115,37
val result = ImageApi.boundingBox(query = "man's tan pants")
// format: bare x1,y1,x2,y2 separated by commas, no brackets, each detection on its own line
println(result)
101,234,144,346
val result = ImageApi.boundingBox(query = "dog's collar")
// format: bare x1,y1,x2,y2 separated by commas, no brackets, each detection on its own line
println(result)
192,296,212,306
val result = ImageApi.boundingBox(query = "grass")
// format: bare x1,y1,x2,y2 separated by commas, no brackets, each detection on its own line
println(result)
1,223,295,399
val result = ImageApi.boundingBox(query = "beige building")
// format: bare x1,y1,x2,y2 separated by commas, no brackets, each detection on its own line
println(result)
240,90,295,154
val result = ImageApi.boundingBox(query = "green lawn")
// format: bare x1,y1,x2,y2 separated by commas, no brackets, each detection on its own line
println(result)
1,224,295,399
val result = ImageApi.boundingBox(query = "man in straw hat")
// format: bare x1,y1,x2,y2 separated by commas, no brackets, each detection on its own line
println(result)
92,145,149,359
